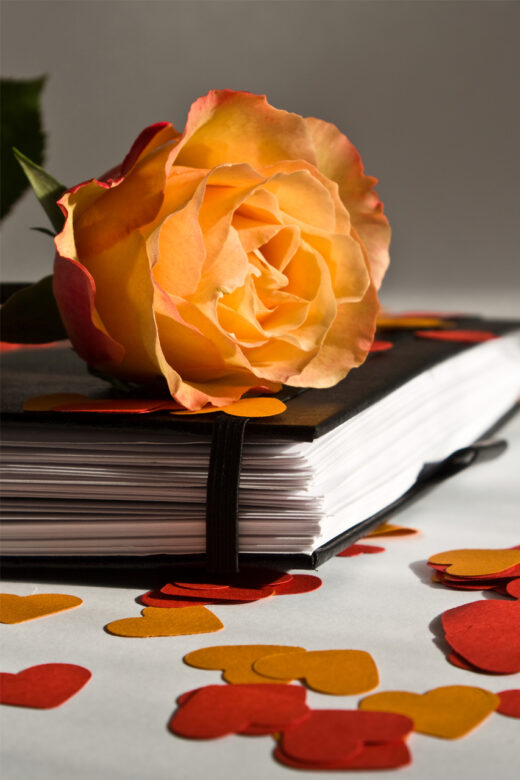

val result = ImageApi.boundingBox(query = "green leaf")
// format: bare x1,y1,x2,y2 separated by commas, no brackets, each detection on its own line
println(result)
0,276,67,343
13,148,67,233
1,77,46,219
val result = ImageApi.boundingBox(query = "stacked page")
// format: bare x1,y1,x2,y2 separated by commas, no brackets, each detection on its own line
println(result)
2,331,519,557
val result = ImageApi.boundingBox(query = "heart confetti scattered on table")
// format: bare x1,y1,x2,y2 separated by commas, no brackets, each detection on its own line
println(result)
0,593,83,624
441,599,520,674
139,571,321,609
169,684,310,738
337,543,385,557
253,649,379,695
105,606,224,637
369,340,394,353
184,645,306,684
275,709,413,769
359,685,499,739
0,663,91,709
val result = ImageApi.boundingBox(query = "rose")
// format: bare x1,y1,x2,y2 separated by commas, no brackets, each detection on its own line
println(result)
54,90,390,409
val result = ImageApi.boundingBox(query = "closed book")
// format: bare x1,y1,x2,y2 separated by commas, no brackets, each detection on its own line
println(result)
1,315,519,577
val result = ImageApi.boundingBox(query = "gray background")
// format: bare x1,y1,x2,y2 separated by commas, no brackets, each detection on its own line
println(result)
2,0,519,315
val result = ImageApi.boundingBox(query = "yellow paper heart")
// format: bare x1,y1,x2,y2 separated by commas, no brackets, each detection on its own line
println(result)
253,649,378,695
184,644,306,684
0,593,83,624
428,548,520,577
376,316,452,330
359,686,500,739
105,606,223,637
171,397,287,418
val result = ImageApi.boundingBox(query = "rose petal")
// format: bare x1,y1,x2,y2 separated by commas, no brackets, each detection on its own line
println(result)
306,116,390,289
174,90,317,170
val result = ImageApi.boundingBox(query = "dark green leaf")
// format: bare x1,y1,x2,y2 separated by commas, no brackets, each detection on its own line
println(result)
0,275,67,343
1,77,46,219
13,148,67,233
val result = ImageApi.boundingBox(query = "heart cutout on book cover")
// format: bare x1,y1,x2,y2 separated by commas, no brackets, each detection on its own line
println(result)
184,645,306,684
0,663,91,709
169,684,309,738
428,548,520,577
105,606,223,637
442,600,520,674
273,739,411,770
277,709,413,764
0,593,83,624
359,685,499,738
253,649,379,695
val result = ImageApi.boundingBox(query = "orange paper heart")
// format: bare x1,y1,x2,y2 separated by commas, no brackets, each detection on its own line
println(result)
0,593,83,624
105,606,223,637
365,523,418,538
359,686,499,738
253,649,378,695
184,645,306,684
171,397,287,418
428,548,520,577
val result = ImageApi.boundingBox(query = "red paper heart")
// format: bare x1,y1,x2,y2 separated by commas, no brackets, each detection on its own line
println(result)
271,574,322,595
442,600,520,674
369,340,393,353
274,739,411,770
337,543,385,557
415,330,497,343
0,663,91,709
505,579,520,599
161,583,275,602
169,684,309,738
278,709,413,764
497,690,520,718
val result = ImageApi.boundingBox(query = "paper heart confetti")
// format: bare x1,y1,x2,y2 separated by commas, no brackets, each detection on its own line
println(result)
253,649,379,695
172,397,287,417
160,583,275,602
0,593,83,624
270,574,322,595
369,340,394,353
276,709,413,766
365,522,418,537
169,684,309,738
415,329,497,343
273,739,411,770
441,600,520,674
22,394,286,417
505,579,520,598
105,606,223,637
377,316,452,329
428,548,520,578
496,690,520,718
0,663,91,709
359,685,499,738
337,543,385,557
184,645,306,684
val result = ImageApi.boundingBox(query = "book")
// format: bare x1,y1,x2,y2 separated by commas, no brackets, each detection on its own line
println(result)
1,315,519,576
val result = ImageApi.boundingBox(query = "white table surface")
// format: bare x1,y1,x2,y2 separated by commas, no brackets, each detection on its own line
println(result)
1,415,519,780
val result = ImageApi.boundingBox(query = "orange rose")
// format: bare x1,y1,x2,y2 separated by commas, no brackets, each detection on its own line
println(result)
54,90,390,409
